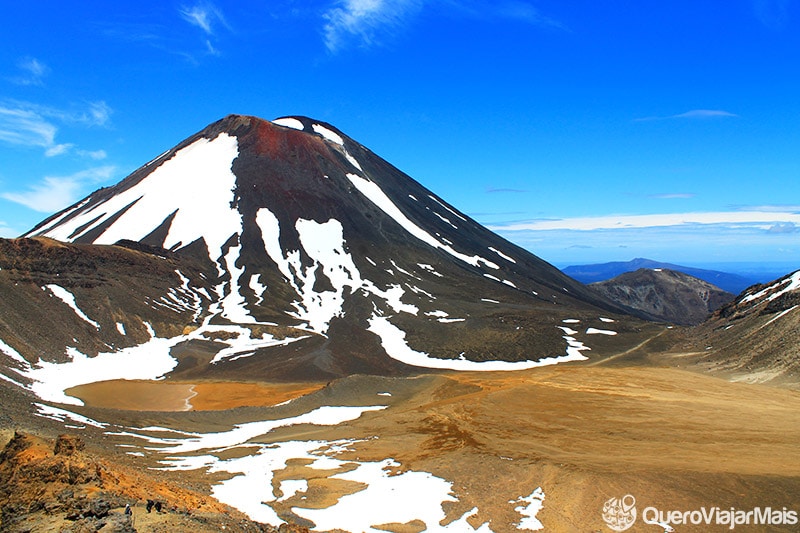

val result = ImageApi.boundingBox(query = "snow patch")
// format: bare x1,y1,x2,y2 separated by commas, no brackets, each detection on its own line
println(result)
273,117,304,130
219,243,255,324
346,173,499,270
46,284,100,329
24,332,179,405
277,479,308,502
740,270,800,304
369,315,589,370
294,458,491,532
34,403,106,428
125,405,386,455
249,274,267,306
512,487,545,531
433,211,458,229
312,123,344,145
256,209,417,334
418,263,444,278
488,246,517,264
427,194,467,222
762,305,799,328
0,338,31,369
37,133,242,266
586,328,617,336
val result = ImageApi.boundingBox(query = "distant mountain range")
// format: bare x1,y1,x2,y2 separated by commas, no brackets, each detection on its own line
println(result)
562,258,758,295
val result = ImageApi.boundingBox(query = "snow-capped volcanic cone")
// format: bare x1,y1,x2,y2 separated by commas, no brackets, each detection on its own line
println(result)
8,115,642,391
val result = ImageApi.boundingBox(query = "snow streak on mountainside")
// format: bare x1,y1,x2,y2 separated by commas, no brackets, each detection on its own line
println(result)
7,114,648,393
683,269,800,384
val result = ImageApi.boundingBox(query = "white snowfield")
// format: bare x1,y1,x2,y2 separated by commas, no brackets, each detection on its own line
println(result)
272,117,304,131
311,123,344,145
512,487,546,531
5,297,309,404
32,133,242,265
368,315,590,371
97,401,542,532
255,209,418,334
586,327,617,336
34,402,106,428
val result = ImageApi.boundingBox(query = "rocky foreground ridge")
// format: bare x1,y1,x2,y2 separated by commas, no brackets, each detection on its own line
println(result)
0,431,308,533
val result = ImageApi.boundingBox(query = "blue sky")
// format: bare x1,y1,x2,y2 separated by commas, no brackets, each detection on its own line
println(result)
1,1,799,269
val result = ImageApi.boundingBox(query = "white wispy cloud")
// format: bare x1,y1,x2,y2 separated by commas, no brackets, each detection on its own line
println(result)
767,222,798,234
76,101,113,127
730,203,800,213
180,2,228,35
178,2,230,59
320,1,563,52
489,210,800,264
0,106,57,149
0,101,112,155
323,0,422,52
490,210,800,232
77,149,107,160
45,143,75,157
1,166,116,213
635,109,739,122
487,186,527,194
10,57,50,86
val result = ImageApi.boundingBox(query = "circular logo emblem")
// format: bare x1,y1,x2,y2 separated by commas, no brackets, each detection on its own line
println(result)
602,494,637,531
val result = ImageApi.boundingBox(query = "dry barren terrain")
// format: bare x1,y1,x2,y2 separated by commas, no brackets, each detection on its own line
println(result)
48,361,800,532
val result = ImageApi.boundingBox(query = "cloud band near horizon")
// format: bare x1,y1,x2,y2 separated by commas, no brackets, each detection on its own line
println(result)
489,210,800,232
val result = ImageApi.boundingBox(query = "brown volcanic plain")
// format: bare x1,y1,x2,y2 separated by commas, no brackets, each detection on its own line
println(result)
47,348,800,533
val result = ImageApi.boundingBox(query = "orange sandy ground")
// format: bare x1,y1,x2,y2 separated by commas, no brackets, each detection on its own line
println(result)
65,380,325,411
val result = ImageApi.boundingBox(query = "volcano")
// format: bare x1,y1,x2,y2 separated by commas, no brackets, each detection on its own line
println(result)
5,115,646,395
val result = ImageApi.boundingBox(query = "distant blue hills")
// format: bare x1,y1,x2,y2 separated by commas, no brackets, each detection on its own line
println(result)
561,258,761,295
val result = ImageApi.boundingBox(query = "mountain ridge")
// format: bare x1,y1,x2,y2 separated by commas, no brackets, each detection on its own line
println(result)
562,257,757,294
589,268,734,325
